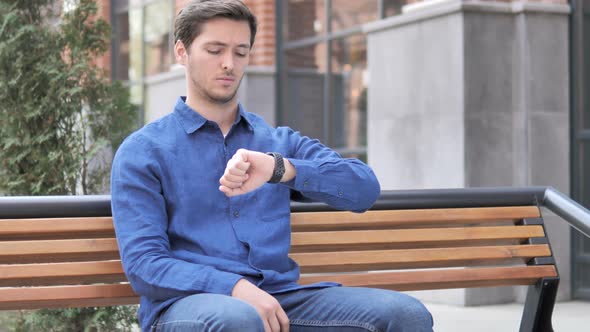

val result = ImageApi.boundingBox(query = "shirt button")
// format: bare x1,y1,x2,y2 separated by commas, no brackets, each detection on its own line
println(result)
233,211,240,218
338,190,343,197
303,180,309,187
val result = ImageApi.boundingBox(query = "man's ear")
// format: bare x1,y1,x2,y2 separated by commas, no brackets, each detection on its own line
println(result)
174,40,188,65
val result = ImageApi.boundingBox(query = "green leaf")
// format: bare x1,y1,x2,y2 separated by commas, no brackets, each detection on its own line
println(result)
0,0,139,326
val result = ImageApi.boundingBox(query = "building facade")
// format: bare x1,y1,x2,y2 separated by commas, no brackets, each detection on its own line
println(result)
106,0,589,306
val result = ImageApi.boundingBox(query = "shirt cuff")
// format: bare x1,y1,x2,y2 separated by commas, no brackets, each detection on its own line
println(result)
284,159,320,192
205,270,245,296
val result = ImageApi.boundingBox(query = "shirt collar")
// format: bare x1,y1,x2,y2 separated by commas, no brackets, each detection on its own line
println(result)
174,97,254,134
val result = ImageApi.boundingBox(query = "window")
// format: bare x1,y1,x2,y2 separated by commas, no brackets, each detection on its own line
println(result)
144,1,173,76
112,0,175,119
279,0,415,160
330,34,368,159
284,43,327,141
284,0,327,41
331,0,379,32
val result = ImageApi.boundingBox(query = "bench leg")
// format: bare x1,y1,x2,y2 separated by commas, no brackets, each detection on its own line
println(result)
519,277,559,332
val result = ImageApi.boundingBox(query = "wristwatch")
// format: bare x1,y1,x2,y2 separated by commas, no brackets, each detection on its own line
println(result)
266,152,285,183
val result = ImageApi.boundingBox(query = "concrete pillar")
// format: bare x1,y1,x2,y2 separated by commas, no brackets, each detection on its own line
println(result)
365,0,570,305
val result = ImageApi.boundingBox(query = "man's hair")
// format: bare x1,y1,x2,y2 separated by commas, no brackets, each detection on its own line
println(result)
174,0,257,51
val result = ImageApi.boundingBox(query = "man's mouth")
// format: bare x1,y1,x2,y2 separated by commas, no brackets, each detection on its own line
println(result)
217,76,235,83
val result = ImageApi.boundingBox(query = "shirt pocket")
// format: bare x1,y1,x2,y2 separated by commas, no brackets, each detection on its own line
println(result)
257,184,291,223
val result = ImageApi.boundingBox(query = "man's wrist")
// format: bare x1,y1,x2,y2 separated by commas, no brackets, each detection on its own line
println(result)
231,278,248,297
281,158,296,183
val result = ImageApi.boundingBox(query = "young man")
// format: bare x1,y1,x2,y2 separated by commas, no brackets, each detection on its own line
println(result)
111,1,433,331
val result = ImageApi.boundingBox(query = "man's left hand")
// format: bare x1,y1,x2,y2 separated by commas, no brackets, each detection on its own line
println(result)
219,149,291,197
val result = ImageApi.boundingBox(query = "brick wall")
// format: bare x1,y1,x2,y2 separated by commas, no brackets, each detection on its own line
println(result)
95,0,111,75
244,0,275,66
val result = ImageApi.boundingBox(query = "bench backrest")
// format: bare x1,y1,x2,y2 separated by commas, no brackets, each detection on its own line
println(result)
0,205,557,310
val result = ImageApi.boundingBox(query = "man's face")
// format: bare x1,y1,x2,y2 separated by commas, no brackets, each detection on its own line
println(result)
176,18,251,105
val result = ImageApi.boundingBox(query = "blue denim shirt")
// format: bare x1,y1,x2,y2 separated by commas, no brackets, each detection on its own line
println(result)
111,97,381,331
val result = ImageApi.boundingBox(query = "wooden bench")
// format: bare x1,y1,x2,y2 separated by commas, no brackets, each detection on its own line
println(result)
0,189,568,331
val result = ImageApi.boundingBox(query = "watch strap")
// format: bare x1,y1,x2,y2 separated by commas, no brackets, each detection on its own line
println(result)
266,152,285,183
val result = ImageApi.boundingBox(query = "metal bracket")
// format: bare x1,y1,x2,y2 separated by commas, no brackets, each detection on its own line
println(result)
519,277,559,332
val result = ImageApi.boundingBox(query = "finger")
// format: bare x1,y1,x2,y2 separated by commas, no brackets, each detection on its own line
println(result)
261,319,271,332
219,185,242,197
226,158,250,174
232,160,250,173
236,148,249,163
219,177,242,189
221,172,248,184
268,315,281,332
219,185,231,196
277,309,290,332
227,166,248,177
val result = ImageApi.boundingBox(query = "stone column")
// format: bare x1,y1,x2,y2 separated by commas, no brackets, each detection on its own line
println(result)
365,0,571,304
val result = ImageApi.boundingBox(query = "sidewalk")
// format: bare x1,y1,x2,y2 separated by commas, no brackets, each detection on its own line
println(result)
425,301,590,331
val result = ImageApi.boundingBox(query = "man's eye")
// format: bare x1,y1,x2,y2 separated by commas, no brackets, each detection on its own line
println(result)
207,50,221,55
236,52,247,57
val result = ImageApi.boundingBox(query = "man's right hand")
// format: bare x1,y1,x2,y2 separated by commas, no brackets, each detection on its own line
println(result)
231,279,290,332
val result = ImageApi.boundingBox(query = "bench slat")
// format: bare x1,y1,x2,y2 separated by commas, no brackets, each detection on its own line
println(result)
292,244,552,273
291,206,540,231
0,217,114,240
290,225,545,252
0,206,541,238
298,265,558,291
0,284,138,310
0,204,555,312
0,265,558,310
0,261,126,287
0,239,120,264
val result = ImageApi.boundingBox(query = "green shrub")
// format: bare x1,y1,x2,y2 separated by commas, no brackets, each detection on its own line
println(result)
0,0,138,195
0,0,139,330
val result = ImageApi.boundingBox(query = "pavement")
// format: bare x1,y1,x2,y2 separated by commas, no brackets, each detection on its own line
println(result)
424,301,590,331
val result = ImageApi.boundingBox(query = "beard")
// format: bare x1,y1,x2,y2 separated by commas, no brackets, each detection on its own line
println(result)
191,74,243,105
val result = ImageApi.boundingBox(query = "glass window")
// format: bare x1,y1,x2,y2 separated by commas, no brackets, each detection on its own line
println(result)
116,0,142,11
283,43,327,141
144,0,172,76
330,34,367,160
383,0,408,18
115,0,128,12
129,84,143,107
581,141,590,208
285,0,326,41
331,0,378,32
577,264,590,288
583,12,590,129
115,12,130,81
115,8,143,82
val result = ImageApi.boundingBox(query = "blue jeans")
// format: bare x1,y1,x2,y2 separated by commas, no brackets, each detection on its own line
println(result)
151,287,433,332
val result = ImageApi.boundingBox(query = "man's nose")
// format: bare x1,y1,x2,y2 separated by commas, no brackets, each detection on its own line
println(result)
222,53,234,71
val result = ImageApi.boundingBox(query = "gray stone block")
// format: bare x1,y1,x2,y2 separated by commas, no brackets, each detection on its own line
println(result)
525,14,569,113
529,112,570,193
363,0,571,306
464,13,515,114
465,112,515,187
